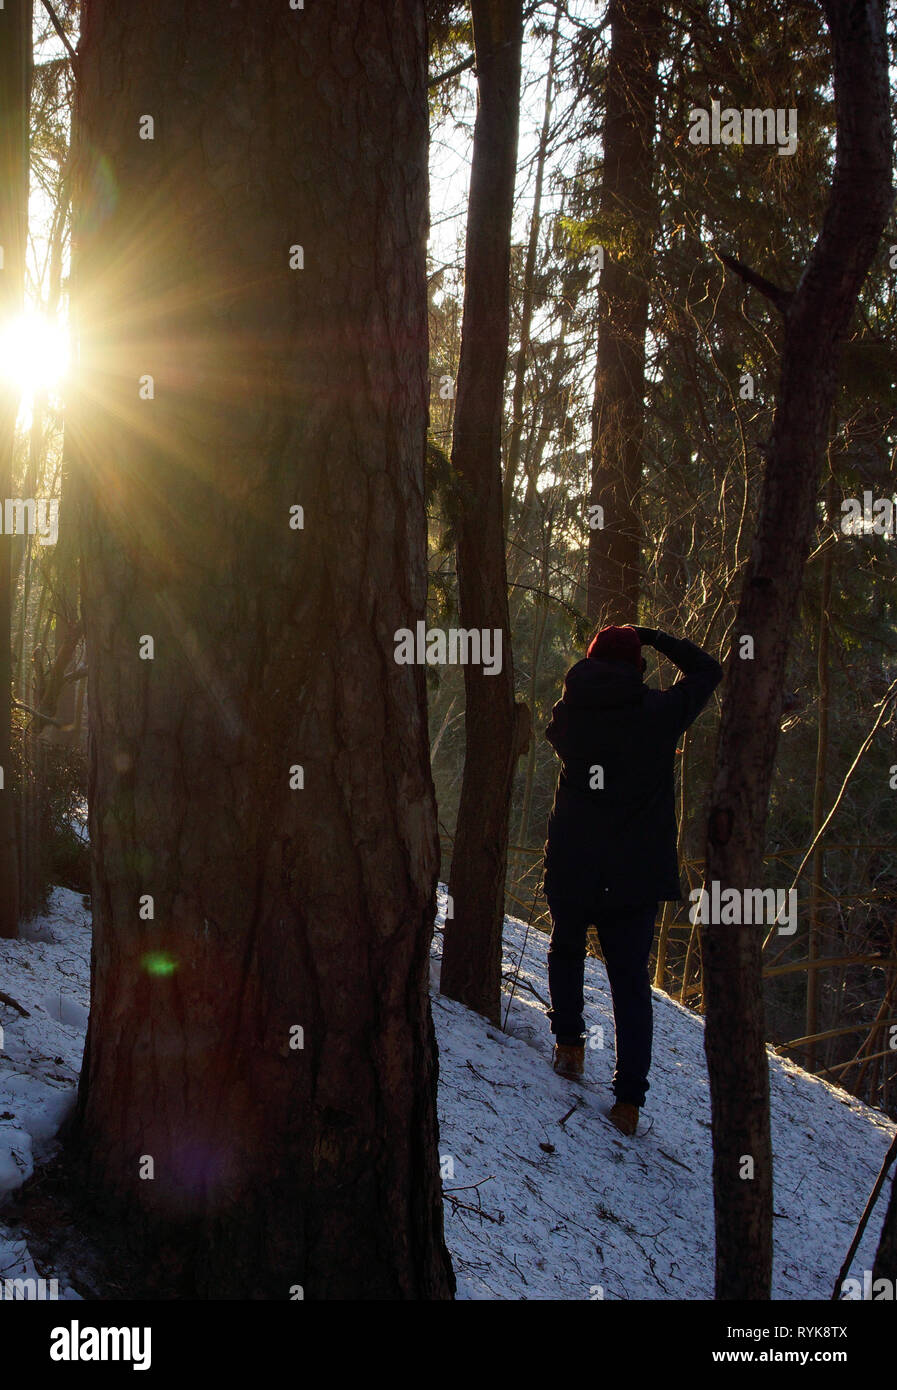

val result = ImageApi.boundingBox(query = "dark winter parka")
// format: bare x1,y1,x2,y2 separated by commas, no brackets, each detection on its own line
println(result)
542,630,722,908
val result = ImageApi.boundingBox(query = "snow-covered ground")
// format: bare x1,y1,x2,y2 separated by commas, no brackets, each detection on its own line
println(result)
0,888,90,1299
431,889,895,1299
0,885,893,1299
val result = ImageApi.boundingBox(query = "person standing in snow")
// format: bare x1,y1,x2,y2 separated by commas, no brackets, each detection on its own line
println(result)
542,623,722,1135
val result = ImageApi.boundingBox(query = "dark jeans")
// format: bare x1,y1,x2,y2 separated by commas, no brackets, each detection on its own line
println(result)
546,898,658,1107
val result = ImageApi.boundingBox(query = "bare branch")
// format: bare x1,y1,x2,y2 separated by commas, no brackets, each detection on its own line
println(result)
41,0,78,68
719,252,793,313
0,990,31,1017
12,698,67,728
429,52,475,89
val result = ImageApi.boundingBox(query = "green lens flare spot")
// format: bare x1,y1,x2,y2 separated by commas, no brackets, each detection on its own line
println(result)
141,952,178,977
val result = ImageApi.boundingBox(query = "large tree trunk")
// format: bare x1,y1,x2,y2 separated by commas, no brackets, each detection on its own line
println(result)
701,0,893,1301
71,0,454,1299
586,0,662,626
440,0,524,1024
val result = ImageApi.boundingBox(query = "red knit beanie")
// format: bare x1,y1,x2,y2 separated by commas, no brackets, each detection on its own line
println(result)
586,624,642,667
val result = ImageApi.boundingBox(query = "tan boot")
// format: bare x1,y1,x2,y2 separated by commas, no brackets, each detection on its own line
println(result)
608,1101,639,1136
552,1043,585,1079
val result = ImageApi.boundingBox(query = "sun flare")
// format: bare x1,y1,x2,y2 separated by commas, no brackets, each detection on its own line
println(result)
0,310,71,396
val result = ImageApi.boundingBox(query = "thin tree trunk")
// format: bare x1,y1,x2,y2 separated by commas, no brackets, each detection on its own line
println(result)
501,0,560,522
14,394,45,697
72,673,86,746
513,507,551,892
656,726,693,992
72,0,454,1298
852,965,897,1097
806,470,836,1070
873,1173,897,1283
516,578,548,848
653,899,673,992
701,0,893,1301
507,302,571,589
0,0,31,940
872,1137,897,1282
440,0,525,1024
587,0,662,626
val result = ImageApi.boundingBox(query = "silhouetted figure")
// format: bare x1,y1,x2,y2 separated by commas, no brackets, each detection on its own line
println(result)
542,624,722,1134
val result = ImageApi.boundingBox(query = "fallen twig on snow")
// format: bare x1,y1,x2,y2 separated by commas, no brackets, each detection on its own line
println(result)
0,990,31,1017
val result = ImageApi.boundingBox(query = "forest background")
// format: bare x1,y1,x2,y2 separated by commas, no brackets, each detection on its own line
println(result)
2,0,896,1126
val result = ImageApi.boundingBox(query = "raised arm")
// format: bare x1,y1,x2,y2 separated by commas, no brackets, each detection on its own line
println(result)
633,627,723,736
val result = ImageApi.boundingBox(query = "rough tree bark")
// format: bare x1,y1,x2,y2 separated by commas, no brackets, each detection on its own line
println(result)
0,0,30,939
701,0,893,1301
440,0,525,1024
72,0,454,1299
586,0,663,626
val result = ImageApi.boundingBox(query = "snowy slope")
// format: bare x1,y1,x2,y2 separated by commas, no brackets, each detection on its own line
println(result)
0,885,893,1300
432,887,895,1300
